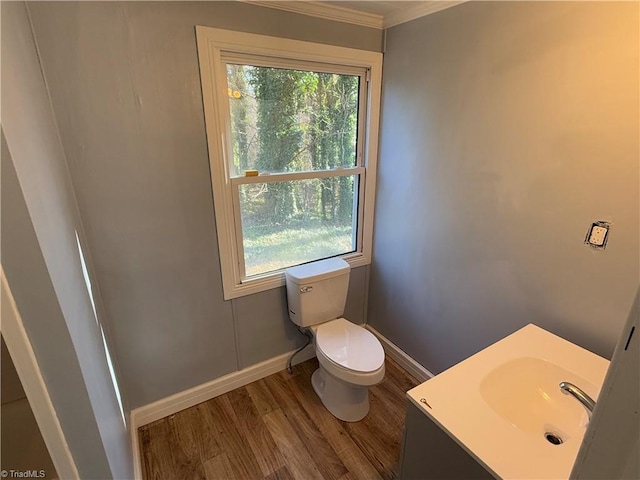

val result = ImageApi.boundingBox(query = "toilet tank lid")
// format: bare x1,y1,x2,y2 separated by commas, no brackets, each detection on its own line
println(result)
285,258,350,284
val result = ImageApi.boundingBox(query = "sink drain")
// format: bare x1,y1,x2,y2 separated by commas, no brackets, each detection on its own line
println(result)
545,432,563,445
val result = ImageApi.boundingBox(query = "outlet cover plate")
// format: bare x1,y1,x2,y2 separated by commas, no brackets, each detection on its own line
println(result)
585,221,611,249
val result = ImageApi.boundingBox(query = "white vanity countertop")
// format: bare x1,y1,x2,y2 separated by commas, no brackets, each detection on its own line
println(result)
406,324,610,480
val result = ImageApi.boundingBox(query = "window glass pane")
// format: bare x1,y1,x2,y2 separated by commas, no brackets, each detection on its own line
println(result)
239,176,358,277
226,64,359,176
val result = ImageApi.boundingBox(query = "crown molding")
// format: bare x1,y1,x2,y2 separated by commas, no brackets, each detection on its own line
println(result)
241,1,384,29
382,1,468,28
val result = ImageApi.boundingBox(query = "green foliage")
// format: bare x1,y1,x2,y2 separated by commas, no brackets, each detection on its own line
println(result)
243,221,353,277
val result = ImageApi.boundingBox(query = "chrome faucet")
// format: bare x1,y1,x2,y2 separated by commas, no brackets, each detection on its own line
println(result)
559,381,596,419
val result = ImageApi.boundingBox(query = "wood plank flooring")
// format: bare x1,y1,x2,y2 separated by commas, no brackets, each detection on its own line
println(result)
139,357,419,480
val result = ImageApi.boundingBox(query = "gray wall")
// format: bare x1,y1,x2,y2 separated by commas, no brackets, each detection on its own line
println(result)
1,138,121,478
370,1,639,374
27,1,381,409
1,2,132,478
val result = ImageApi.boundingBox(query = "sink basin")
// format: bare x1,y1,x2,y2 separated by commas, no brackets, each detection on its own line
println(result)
407,324,609,479
480,357,595,439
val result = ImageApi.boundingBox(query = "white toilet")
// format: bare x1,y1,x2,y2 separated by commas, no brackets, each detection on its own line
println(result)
285,257,385,422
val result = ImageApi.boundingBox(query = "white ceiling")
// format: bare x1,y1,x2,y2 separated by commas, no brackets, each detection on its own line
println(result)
243,1,466,29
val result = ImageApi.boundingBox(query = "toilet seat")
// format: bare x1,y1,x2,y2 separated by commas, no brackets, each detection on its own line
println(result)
313,318,385,386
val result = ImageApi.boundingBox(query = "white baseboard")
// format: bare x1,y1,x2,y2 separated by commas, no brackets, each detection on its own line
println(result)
131,326,432,479
366,325,434,382
130,343,317,476
131,327,430,430
131,344,315,428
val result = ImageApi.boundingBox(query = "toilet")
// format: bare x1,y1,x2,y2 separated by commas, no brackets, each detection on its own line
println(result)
285,257,385,422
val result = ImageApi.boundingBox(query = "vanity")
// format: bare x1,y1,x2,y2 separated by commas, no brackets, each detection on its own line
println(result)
398,324,610,480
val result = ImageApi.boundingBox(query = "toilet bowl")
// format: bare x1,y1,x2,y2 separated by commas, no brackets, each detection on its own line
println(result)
310,318,385,421
285,258,386,422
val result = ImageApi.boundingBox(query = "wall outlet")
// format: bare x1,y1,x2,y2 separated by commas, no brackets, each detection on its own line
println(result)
585,221,611,249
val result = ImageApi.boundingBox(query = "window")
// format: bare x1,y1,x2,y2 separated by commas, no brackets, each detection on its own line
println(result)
196,27,382,299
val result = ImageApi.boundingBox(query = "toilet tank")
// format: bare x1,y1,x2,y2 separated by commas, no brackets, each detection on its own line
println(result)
285,258,351,327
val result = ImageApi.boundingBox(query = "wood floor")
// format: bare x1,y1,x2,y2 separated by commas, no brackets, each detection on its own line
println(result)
139,357,419,480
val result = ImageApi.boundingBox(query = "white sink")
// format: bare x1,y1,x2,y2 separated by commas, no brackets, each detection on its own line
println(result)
407,324,609,479
480,357,595,441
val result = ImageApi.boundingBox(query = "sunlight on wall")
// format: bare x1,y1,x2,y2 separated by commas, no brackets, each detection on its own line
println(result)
75,231,126,426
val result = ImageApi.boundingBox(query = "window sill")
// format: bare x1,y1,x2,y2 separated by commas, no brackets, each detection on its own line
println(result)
223,252,370,300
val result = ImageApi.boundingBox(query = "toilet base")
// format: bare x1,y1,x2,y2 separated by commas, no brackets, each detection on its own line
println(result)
311,367,370,422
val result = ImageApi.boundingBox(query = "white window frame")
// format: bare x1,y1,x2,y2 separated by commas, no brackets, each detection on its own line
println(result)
196,26,382,300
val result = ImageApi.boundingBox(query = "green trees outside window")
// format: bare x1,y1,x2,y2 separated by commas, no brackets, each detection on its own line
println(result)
227,65,360,276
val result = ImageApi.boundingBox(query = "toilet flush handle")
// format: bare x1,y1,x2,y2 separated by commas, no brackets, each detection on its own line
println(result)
300,286,313,293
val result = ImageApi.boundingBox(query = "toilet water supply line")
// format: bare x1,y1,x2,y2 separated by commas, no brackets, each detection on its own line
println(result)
287,326,313,374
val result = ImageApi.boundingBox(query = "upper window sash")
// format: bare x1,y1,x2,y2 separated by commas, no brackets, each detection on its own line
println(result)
223,61,365,176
